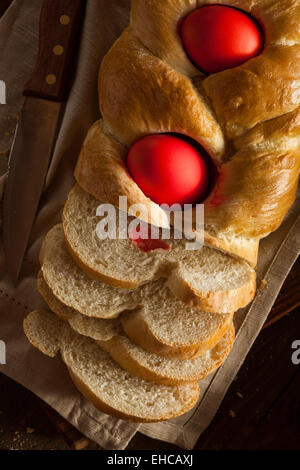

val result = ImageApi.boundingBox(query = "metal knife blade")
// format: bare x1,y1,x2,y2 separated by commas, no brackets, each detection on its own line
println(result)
2,0,85,284
3,98,61,283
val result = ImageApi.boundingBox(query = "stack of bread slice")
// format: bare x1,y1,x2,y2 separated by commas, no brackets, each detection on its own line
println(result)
24,184,256,422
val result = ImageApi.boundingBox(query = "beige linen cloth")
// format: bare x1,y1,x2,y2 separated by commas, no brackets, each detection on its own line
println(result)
0,0,299,450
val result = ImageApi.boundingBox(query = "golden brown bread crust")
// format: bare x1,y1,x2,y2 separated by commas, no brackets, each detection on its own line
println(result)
166,266,256,314
120,308,234,360
38,271,235,385
204,109,300,236
75,123,260,265
203,230,259,267
61,185,257,313
203,46,300,139
202,0,300,139
74,120,170,230
99,28,224,157
24,310,200,422
63,228,141,290
130,0,200,77
98,323,235,386
74,0,300,248
64,226,256,313
38,263,235,363
68,368,200,423
37,270,75,321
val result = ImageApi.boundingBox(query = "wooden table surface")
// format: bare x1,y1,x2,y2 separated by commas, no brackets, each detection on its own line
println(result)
0,0,13,19
0,257,299,451
0,0,299,451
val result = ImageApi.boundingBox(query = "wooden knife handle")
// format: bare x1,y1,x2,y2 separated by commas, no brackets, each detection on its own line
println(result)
23,0,85,102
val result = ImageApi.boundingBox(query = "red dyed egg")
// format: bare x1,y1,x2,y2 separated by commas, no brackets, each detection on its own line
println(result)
126,134,209,206
181,5,264,74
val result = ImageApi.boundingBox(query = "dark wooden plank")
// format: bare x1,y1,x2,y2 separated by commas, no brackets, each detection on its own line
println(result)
0,0,13,19
194,306,300,449
264,257,300,329
41,402,97,450
0,373,70,450
243,373,300,450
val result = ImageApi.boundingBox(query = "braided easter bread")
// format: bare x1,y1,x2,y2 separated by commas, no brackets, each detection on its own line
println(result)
75,0,300,265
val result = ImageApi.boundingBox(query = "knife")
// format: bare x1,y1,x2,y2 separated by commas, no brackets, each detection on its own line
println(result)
2,0,85,284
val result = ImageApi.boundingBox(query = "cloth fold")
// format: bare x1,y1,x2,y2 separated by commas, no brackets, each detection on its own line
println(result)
0,0,299,450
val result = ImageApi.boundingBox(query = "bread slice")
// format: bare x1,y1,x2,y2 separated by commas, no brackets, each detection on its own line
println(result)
23,310,200,422
62,185,256,313
40,225,233,359
38,273,235,385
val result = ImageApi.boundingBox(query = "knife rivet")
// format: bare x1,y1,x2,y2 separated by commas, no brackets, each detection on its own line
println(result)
60,15,70,25
53,45,64,56
46,74,57,85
